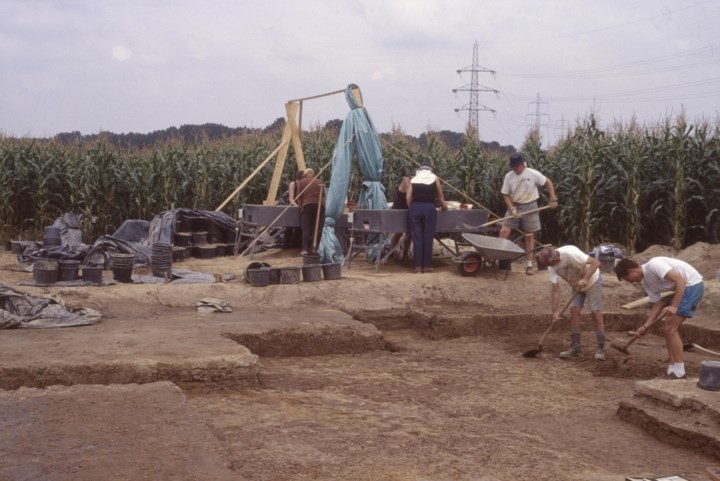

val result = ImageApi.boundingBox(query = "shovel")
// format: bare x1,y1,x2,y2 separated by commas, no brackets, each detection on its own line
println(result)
522,288,581,358
684,343,720,358
481,205,552,229
610,312,668,355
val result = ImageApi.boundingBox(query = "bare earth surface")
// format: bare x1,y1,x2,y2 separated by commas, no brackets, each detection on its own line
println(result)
1,242,720,481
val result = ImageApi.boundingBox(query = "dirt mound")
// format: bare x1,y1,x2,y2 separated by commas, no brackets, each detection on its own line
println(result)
634,242,720,280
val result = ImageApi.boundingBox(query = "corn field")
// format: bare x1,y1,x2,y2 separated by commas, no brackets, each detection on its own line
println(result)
1,113,718,253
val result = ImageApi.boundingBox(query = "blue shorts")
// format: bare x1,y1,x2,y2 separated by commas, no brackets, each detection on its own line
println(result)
677,282,704,318
570,275,602,311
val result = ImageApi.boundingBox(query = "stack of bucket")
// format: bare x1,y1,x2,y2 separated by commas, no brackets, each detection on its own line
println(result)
111,253,135,283
151,242,173,278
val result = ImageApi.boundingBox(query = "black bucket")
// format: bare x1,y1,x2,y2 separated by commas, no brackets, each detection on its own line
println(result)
302,253,321,265
113,267,133,283
246,267,271,287
697,360,720,391
10,240,24,254
192,232,208,245
58,259,81,282
174,232,192,246
268,267,281,284
302,264,322,282
111,253,135,269
178,216,193,232
43,226,62,247
33,259,58,285
321,263,342,280
280,267,301,284
197,245,216,259
244,262,271,283
172,246,186,262
82,265,104,284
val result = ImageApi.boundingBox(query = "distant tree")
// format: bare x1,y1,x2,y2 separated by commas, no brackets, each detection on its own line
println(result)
323,119,343,133
263,117,286,134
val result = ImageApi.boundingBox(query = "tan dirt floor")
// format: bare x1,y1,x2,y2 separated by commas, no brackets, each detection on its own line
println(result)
1,244,720,481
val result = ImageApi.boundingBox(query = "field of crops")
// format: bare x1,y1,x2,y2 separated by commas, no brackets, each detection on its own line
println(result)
1,113,718,253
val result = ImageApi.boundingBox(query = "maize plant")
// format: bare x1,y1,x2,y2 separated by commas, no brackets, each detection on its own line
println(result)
0,115,719,251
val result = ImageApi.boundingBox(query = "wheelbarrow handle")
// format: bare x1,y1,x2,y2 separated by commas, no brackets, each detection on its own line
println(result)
480,205,552,229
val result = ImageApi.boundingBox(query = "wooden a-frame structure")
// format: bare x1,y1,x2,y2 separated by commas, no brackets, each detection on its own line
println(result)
216,85,363,212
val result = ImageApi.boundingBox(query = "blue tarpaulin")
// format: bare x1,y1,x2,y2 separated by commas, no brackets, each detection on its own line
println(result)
317,84,388,263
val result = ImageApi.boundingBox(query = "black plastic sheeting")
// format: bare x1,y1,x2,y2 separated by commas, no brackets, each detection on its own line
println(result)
0,282,101,329
17,209,237,268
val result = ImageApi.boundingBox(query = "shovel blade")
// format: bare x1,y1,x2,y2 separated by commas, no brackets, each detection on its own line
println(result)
522,347,542,358
610,341,630,355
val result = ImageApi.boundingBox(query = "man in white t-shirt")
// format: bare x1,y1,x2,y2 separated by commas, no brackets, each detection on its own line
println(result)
614,257,704,379
499,152,557,276
537,245,606,360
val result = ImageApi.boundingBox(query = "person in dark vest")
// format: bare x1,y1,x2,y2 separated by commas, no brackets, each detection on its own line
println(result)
405,163,447,273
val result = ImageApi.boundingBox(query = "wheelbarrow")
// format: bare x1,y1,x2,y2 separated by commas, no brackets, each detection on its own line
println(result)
455,233,541,280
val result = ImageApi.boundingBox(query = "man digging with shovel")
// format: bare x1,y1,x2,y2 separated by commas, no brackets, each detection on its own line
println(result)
537,245,607,360
614,257,704,379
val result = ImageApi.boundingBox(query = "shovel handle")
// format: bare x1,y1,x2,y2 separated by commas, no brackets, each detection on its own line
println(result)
480,205,552,229
688,343,720,358
537,289,581,347
624,311,670,350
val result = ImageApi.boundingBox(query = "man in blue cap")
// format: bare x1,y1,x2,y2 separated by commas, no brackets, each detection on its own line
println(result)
499,152,558,275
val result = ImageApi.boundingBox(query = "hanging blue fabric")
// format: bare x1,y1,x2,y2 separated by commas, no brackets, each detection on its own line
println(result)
317,84,388,263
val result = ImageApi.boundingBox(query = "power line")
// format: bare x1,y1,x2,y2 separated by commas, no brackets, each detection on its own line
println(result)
453,41,497,140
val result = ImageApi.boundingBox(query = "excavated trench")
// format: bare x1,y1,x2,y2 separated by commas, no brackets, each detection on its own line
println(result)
3,307,718,391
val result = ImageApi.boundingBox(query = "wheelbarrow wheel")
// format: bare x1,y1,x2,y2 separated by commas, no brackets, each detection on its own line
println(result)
457,251,483,276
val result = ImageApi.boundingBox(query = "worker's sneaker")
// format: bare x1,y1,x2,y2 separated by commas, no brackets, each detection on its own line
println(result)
664,372,687,380
559,347,581,358
525,265,534,276
594,349,606,361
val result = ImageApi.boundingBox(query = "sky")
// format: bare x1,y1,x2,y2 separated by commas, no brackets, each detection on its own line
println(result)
1,0,718,147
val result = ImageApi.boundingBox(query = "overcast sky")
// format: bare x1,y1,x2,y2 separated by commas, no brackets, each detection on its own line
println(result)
1,0,718,147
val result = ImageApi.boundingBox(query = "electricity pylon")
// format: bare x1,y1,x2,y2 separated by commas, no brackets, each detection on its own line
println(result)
453,41,498,139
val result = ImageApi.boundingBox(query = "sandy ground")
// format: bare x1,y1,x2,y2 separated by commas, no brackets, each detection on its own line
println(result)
1,242,720,481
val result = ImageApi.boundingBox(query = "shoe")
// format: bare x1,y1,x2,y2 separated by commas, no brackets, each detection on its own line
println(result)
559,348,581,359
525,266,534,276
414,267,422,273
424,267,434,273
594,349,606,361
663,373,687,380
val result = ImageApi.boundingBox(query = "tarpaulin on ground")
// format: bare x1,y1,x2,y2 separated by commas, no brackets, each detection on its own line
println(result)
0,283,101,329
318,83,387,264
18,209,237,268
